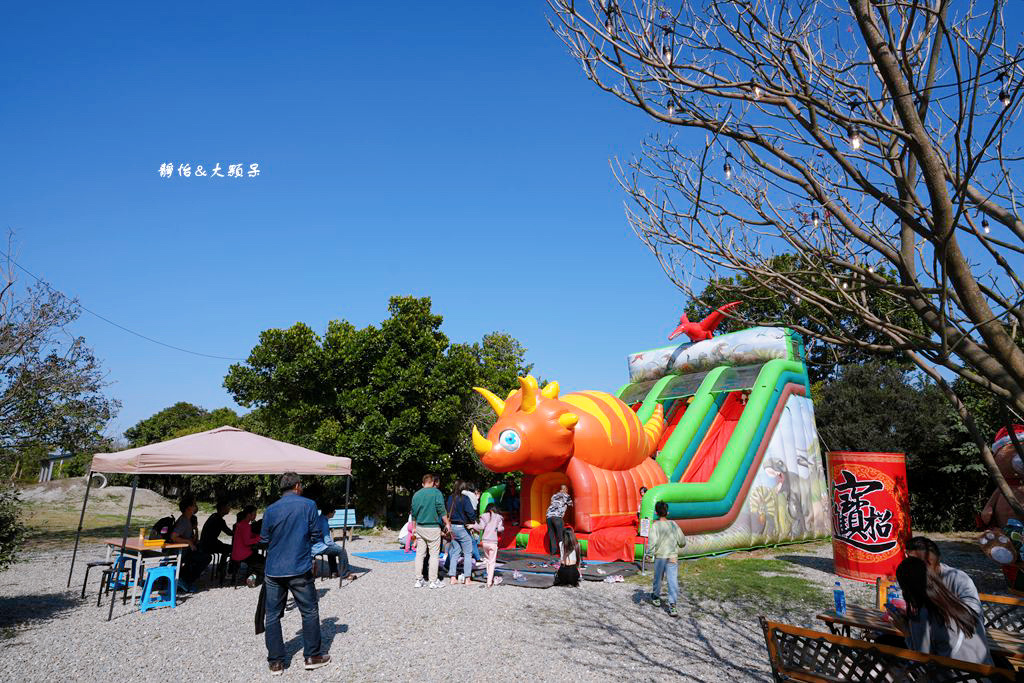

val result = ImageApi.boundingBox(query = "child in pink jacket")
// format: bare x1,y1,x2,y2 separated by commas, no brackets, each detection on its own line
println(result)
473,503,505,587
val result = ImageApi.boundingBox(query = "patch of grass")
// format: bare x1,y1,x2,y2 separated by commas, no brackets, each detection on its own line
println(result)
20,506,158,549
633,557,828,610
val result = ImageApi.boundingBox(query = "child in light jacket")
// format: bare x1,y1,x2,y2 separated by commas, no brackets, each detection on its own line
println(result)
473,503,505,587
645,501,687,617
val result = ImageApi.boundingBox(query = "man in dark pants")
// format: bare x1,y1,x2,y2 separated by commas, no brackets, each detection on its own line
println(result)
260,472,330,675
199,499,234,579
546,484,572,556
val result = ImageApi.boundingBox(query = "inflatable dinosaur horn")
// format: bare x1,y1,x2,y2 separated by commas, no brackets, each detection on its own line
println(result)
519,375,538,413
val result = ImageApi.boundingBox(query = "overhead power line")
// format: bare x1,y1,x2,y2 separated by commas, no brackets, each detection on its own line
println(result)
1,248,245,362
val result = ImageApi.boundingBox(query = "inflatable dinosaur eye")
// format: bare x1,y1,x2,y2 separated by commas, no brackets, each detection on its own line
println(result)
498,429,521,452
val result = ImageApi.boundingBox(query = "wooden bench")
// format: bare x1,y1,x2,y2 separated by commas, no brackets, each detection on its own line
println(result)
981,593,1024,633
326,509,362,540
877,579,1024,634
327,509,360,529
761,617,1015,682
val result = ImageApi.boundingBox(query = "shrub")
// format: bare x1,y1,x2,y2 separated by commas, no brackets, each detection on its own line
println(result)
0,482,27,572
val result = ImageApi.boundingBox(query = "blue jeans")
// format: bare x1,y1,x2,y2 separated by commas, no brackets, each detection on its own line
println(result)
318,544,349,576
447,525,474,579
652,558,679,605
264,572,322,663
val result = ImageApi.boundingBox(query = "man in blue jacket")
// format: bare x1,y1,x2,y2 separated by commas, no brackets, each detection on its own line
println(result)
260,472,330,675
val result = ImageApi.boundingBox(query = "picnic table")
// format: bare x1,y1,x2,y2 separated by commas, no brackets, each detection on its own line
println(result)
102,538,189,606
818,603,1024,665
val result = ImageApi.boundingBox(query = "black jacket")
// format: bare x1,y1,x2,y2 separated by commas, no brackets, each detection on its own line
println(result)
446,494,478,525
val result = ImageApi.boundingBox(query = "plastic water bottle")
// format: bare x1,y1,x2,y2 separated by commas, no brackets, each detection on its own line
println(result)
887,583,905,610
833,581,846,616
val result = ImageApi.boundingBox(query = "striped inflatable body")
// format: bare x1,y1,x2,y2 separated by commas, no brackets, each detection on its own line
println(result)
471,376,667,532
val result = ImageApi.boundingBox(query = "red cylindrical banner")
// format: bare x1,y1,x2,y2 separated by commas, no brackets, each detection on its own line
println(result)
827,451,912,583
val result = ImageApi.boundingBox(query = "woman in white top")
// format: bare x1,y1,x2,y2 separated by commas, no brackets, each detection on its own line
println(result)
889,556,992,665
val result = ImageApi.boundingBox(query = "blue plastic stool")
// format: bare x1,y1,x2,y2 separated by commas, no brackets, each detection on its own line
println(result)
100,555,138,606
139,565,177,613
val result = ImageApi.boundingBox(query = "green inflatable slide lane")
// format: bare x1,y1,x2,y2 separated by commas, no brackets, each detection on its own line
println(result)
638,358,808,521
479,484,505,516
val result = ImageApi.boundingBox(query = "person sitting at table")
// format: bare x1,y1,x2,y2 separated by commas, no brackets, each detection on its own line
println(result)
199,499,234,578
312,503,354,581
171,496,211,593
232,505,265,587
890,556,993,665
499,478,520,523
906,535,982,616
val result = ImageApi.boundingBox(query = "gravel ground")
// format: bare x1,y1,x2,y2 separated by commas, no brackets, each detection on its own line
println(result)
0,533,1004,682
2,535,778,682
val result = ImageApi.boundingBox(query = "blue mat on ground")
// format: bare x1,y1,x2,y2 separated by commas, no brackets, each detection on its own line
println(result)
352,549,416,563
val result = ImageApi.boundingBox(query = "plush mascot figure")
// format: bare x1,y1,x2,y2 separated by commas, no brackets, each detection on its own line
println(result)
979,426,1024,529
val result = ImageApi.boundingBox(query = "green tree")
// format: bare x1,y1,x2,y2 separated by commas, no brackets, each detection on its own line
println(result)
0,484,26,572
1,282,119,476
224,296,532,514
119,401,241,501
814,362,986,531
1,263,118,568
124,402,239,447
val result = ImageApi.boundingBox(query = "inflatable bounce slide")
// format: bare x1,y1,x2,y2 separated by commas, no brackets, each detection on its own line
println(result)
471,325,830,561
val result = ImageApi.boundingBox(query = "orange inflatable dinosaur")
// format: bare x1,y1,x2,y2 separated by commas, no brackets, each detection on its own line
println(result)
471,375,667,532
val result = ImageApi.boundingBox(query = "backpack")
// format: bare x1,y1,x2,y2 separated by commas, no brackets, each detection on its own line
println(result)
150,516,175,541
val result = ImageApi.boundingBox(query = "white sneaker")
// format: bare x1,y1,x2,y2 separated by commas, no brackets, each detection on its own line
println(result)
414,578,425,588
429,580,445,589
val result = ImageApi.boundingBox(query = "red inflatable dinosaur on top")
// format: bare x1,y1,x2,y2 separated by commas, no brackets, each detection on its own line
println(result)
668,301,741,342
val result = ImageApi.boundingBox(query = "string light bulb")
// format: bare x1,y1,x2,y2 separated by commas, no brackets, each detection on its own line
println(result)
662,45,673,65
605,16,615,33
982,218,991,234
666,99,675,117
811,210,820,229
999,90,1011,108
848,126,863,151
723,159,733,181
752,83,763,101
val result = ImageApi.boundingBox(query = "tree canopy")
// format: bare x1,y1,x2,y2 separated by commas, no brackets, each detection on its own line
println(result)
814,362,987,530
1,281,119,464
223,296,532,512
0,260,119,568
124,402,240,447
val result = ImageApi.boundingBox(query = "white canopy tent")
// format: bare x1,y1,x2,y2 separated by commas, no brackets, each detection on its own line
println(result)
89,426,351,476
67,427,352,619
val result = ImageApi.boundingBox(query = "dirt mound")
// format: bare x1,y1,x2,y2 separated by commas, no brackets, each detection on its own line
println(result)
19,477,176,515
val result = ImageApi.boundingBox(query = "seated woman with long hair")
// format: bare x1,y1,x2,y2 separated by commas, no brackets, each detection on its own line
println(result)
553,528,581,587
892,556,992,665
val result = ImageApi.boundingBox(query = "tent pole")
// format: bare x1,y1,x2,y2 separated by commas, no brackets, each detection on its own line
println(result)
67,470,95,588
107,475,138,621
341,474,350,551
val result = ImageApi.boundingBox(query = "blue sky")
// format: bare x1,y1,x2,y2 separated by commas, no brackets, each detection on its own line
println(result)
0,2,688,436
